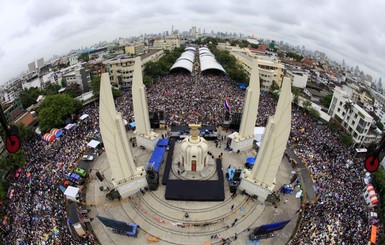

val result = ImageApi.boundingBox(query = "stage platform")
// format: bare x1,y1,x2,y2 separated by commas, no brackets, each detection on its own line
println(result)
165,159,225,201
170,125,218,141
161,138,175,185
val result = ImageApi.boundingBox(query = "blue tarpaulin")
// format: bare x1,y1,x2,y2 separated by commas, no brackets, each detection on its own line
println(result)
247,157,256,165
147,147,166,172
96,216,134,232
129,122,136,128
157,139,169,147
253,220,291,235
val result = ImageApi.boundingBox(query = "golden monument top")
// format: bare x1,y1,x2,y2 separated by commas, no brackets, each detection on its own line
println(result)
189,124,201,140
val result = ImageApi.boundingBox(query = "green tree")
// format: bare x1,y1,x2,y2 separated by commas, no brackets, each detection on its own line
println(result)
78,52,89,62
376,121,384,131
340,133,353,146
19,87,41,108
210,47,248,83
308,108,320,119
65,83,82,98
61,79,67,88
44,83,61,95
320,94,333,108
372,167,385,222
0,149,26,171
271,81,279,92
303,100,312,111
328,118,341,133
91,76,101,97
38,94,82,132
292,87,301,106
0,182,8,200
143,75,153,86
144,46,185,80
111,88,122,98
287,52,303,62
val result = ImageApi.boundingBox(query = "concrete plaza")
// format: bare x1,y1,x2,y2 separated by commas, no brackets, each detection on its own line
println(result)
85,129,302,245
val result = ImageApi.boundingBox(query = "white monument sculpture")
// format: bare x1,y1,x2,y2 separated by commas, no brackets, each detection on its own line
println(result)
239,77,292,201
228,59,260,152
181,124,209,172
132,57,160,150
99,73,147,198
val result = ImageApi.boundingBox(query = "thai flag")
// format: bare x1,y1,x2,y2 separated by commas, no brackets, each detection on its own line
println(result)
224,97,230,112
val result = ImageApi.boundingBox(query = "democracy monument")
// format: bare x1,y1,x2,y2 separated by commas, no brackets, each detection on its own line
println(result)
91,46,296,244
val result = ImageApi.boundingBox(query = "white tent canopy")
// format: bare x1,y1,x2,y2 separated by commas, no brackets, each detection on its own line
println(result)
170,48,195,73
79,114,89,120
254,127,265,143
65,123,76,130
87,139,101,148
199,47,226,73
64,186,79,201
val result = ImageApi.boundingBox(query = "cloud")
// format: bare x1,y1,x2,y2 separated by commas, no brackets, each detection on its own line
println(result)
0,0,385,83
26,0,72,27
0,48,5,59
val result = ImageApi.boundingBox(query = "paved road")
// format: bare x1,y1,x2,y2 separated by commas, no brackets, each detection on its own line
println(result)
286,148,317,203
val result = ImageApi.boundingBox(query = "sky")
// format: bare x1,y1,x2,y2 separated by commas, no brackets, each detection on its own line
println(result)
0,0,384,84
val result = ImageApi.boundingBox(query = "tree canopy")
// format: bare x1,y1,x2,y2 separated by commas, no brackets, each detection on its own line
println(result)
90,76,101,97
90,75,121,98
78,52,89,62
320,94,333,108
20,87,40,109
37,94,82,132
65,83,82,98
19,83,62,109
210,47,248,83
144,46,185,79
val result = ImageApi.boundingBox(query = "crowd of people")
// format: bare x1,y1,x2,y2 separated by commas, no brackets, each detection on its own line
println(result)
0,69,377,244
146,73,246,126
2,106,100,244
289,106,373,244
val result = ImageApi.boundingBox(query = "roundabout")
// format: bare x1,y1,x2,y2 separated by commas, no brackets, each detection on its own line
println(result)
86,129,301,245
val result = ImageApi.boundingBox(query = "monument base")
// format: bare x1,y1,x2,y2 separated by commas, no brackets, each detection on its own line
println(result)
228,132,254,152
135,132,160,151
115,173,148,199
238,171,274,201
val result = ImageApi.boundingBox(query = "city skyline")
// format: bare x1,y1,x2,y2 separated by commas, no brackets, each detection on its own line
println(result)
0,0,384,84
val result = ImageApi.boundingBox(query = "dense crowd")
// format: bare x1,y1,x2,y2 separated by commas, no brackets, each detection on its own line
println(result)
146,73,245,126
0,70,376,244
2,106,100,244
289,106,372,244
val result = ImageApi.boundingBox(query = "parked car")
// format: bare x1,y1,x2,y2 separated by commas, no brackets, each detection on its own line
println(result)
73,167,87,178
66,172,85,185
82,155,94,161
